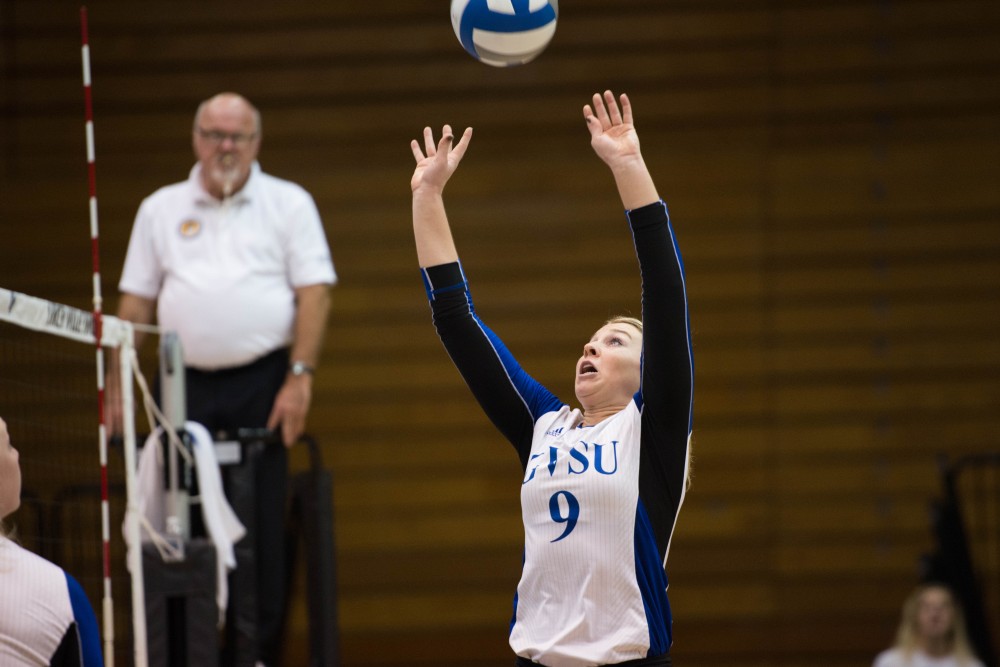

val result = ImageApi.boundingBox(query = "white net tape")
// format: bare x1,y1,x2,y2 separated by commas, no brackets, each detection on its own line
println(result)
0,287,133,347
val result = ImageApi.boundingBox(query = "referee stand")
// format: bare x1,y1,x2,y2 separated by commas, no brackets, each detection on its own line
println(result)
283,433,341,667
143,335,340,667
214,428,342,667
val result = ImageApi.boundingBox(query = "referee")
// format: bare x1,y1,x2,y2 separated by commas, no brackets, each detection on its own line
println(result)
109,92,336,667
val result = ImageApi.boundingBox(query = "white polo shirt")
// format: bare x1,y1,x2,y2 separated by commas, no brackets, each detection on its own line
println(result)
119,162,336,369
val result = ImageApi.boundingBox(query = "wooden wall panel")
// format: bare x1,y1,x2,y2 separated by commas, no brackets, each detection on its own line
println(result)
3,0,999,665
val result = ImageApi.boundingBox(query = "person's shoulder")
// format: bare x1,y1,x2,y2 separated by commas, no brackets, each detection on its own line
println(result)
0,537,65,581
139,177,194,209
255,168,314,200
872,648,902,667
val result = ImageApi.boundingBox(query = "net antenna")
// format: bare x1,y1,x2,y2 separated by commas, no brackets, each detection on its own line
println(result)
79,8,148,666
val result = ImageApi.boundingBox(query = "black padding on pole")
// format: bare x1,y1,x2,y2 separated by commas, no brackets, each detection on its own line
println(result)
221,439,264,667
143,539,219,667
286,435,340,666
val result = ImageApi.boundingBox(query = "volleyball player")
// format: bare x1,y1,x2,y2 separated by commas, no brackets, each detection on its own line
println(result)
873,583,986,667
0,416,103,667
409,91,693,666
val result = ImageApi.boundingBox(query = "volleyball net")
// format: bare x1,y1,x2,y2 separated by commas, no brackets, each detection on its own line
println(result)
0,287,147,667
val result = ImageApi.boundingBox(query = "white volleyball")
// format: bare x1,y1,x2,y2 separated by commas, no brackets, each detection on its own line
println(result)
451,0,559,67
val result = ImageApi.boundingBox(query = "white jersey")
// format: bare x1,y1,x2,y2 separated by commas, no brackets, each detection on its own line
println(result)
0,537,103,666
873,648,986,667
512,403,651,665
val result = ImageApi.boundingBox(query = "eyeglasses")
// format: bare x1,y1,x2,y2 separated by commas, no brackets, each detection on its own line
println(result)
196,127,258,147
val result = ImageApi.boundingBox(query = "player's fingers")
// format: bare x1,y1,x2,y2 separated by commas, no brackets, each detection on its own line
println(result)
449,127,474,161
592,92,610,129
620,93,633,126
604,90,623,125
423,126,436,156
410,139,425,163
436,124,455,157
583,105,601,137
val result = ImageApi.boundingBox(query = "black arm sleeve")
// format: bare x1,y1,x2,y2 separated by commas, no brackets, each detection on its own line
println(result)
629,200,694,560
424,262,562,467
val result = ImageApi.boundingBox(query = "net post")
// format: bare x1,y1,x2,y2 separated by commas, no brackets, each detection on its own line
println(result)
117,325,149,667
160,332,191,553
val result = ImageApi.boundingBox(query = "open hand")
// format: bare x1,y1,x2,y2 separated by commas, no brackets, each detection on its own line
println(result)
410,125,474,194
583,90,641,169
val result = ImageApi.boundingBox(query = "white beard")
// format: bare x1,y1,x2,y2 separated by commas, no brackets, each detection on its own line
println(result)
210,155,240,199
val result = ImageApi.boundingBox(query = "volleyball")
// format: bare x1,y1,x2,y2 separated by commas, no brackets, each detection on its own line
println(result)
451,0,559,67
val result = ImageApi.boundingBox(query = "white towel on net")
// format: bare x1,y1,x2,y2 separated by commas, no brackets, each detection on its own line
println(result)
125,420,246,625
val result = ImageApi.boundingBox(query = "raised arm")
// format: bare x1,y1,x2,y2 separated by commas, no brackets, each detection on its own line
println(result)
410,125,473,267
583,91,659,210
588,92,693,556
410,123,559,463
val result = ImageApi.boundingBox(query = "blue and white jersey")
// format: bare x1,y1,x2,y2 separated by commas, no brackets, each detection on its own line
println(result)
423,201,693,666
0,537,103,667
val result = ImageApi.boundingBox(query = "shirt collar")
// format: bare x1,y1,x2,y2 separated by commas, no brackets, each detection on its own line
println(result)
189,161,260,206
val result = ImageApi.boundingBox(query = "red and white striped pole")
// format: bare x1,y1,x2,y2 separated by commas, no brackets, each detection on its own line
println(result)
80,7,115,666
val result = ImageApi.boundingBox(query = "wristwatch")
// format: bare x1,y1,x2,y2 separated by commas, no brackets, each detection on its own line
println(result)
289,361,315,376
